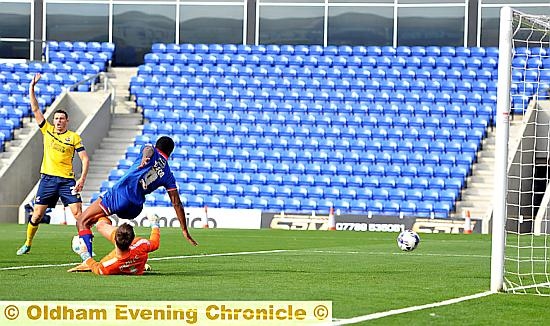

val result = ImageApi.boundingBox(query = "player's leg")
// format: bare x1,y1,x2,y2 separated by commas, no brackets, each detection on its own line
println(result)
58,177,95,257
60,177,83,221
16,204,48,255
67,202,83,221
17,176,58,255
96,217,117,244
76,199,107,257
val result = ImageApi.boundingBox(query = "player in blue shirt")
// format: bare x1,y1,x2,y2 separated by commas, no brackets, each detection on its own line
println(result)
72,136,197,271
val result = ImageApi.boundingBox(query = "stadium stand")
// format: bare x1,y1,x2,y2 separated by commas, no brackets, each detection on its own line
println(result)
0,41,115,153
94,44,550,217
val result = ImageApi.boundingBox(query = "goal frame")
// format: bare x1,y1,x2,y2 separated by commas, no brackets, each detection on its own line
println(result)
491,6,512,293
491,6,550,293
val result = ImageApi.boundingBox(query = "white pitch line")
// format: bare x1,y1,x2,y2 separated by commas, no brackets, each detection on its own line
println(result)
0,262,77,270
331,291,494,325
150,249,292,261
306,250,490,259
0,249,292,271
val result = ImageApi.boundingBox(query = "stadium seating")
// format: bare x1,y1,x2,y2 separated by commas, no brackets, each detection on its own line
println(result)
0,41,116,155
100,44,550,217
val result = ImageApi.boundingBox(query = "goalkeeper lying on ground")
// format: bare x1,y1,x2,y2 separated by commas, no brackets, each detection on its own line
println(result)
72,214,160,275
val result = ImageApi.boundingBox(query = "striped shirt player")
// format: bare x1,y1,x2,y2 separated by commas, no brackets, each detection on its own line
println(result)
69,136,197,272
17,73,90,256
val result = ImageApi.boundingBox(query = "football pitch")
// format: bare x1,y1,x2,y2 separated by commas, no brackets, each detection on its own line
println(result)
0,223,548,325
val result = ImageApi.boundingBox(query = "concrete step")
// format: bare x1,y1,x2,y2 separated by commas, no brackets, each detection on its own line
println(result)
81,192,98,203
88,161,118,169
462,188,494,196
470,168,493,177
477,156,494,164
461,193,492,202
482,144,495,152
454,201,488,211
84,180,105,189
96,142,132,150
115,100,136,107
478,151,495,159
106,131,141,140
112,115,142,125
97,140,132,148
89,162,119,169
86,175,106,183
466,177,494,186
78,67,140,203
102,136,136,143
93,148,128,157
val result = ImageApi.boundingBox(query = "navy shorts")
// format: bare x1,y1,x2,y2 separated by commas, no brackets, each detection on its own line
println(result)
100,190,143,220
35,174,82,208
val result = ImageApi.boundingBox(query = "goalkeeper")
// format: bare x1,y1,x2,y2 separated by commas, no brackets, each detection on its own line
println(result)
72,215,160,275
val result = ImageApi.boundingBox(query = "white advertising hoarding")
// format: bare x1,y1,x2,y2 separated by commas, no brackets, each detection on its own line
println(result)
44,205,262,229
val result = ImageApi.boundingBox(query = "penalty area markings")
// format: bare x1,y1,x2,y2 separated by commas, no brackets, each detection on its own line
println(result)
331,291,494,325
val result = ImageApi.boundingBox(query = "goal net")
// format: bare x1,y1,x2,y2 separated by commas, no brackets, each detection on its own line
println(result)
492,7,550,295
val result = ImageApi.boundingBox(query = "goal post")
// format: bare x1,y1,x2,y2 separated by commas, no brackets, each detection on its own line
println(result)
492,6,550,295
491,6,512,293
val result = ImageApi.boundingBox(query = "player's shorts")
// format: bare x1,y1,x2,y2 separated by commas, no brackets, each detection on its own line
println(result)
35,174,81,208
100,190,143,220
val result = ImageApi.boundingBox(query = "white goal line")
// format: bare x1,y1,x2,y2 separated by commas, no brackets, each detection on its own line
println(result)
330,291,495,325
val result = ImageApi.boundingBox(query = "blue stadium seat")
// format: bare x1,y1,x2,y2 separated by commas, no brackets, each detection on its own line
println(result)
405,189,423,202
396,46,411,57
416,202,434,217
367,201,384,214
389,188,406,201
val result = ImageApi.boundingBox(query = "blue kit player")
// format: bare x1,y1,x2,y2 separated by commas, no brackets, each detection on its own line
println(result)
70,136,197,271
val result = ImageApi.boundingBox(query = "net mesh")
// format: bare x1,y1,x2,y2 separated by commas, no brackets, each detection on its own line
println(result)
504,10,550,295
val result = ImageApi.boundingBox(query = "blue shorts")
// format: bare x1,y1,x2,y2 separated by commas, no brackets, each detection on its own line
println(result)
100,190,143,220
35,174,81,208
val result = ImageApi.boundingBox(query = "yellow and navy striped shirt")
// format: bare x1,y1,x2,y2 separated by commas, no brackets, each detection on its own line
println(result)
39,120,85,178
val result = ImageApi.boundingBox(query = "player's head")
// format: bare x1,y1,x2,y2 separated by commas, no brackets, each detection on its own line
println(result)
114,223,135,251
53,109,69,132
155,136,175,157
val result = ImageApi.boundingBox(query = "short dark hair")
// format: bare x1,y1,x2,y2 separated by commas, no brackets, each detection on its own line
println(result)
53,109,68,119
115,223,135,251
155,136,175,157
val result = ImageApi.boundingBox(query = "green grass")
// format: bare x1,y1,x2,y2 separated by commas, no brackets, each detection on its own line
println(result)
1,223,549,325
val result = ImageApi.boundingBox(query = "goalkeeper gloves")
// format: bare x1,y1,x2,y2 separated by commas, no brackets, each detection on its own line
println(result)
148,213,160,228
72,236,91,261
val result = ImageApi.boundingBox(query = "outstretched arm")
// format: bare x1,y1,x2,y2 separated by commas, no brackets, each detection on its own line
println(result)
147,214,161,252
29,73,45,125
168,189,198,246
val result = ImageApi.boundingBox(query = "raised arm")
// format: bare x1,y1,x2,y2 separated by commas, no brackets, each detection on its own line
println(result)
29,73,45,125
168,189,198,246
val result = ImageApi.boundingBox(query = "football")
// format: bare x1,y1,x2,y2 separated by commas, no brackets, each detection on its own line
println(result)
397,230,420,251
